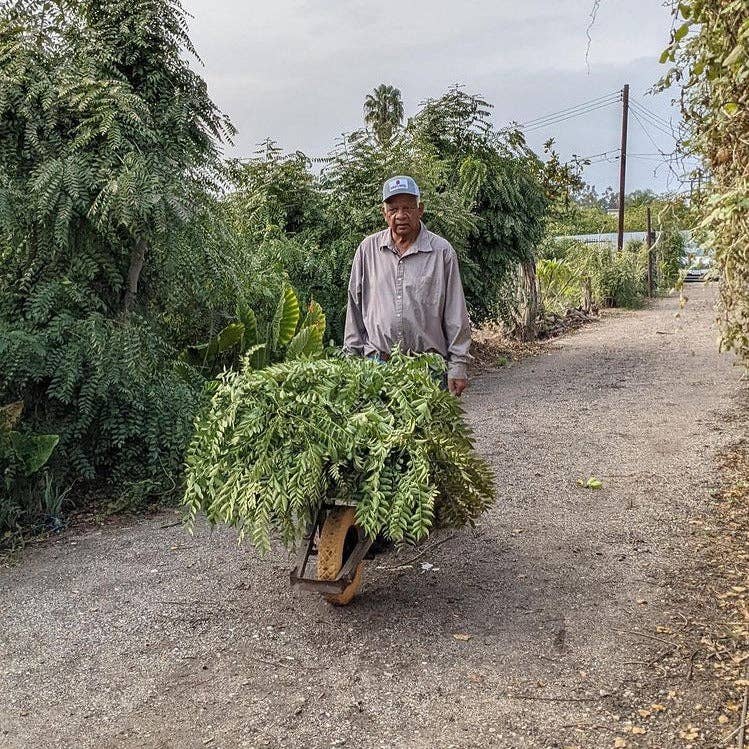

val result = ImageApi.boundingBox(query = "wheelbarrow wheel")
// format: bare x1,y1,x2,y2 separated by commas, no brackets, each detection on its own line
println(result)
317,507,363,606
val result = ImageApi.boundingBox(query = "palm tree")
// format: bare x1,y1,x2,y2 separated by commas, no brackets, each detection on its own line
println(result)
363,84,404,147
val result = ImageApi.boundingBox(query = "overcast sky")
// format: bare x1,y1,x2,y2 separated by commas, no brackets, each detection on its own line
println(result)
183,0,697,194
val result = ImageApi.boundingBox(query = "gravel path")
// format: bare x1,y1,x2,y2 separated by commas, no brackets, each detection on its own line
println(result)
1,284,745,749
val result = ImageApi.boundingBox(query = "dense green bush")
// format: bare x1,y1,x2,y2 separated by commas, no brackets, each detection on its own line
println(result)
1,402,60,533
537,258,582,314
655,229,685,291
549,197,695,237
228,88,548,333
577,245,645,309
537,241,646,314
0,0,236,534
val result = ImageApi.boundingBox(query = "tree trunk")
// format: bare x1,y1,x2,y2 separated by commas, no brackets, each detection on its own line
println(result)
581,275,592,313
512,260,539,342
123,238,147,316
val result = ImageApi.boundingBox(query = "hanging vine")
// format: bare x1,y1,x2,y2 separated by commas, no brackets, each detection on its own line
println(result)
660,0,749,367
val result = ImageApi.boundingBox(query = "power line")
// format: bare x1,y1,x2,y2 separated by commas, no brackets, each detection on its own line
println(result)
576,148,620,161
632,99,673,128
629,108,672,157
523,98,621,133
578,148,621,165
630,103,674,137
520,91,621,129
628,108,687,188
521,91,621,126
522,97,621,131
629,101,675,138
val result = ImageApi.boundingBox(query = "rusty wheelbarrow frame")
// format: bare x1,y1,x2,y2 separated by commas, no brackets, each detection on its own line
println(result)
289,502,373,597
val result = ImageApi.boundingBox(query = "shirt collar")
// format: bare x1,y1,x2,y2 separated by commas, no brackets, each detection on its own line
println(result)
380,222,433,254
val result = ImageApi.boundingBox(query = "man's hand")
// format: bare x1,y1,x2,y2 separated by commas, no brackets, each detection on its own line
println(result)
448,378,468,397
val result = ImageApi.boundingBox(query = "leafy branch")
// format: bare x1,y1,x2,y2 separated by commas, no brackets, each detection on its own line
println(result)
182,353,496,552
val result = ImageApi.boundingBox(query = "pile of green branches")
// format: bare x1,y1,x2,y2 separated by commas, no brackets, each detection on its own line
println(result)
182,353,495,551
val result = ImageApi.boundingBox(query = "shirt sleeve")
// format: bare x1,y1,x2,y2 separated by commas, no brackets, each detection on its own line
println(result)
442,248,471,380
343,244,368,356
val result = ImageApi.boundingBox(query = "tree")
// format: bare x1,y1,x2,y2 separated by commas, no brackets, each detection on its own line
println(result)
410,87,548,323
625,189,658,207
363,84,404,147
0,0,235,531
539,139,588,218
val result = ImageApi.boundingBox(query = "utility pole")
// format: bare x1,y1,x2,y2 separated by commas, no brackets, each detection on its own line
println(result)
617,84,629,252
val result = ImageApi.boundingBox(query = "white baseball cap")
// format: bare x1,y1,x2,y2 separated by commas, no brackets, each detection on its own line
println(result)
382,175,420,202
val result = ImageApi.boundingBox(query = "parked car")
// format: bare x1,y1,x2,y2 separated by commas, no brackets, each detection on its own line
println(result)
680,244,715,282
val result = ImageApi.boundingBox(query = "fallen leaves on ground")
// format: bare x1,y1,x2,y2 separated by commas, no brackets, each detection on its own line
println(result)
577,476,604,490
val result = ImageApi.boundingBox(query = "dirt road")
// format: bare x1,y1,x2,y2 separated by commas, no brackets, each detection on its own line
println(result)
1,284,745,749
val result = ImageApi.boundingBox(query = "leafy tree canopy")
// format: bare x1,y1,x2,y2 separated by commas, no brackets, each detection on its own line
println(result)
363,84,404,147
0,0,238,530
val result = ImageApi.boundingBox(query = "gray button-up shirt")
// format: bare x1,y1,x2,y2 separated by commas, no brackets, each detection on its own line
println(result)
344,223,471,379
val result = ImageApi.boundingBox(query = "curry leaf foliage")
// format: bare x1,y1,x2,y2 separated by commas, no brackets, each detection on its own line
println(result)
183,354,495,552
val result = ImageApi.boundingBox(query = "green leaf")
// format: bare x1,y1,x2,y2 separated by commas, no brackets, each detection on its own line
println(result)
674,21,691,42
723,44,744,67
216,322,244,353
298,299,326,356
180,323,244,368
300,299,325,332
285,324,326,360
659,48,671,65
237,304,258,349
271,281,300,349
723,102,740,116
243,343,268,369
285,328,313,360
9,432,59,475
577,476,604,490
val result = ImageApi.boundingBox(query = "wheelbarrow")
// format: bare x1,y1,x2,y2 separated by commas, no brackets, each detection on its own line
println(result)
289,502,373,606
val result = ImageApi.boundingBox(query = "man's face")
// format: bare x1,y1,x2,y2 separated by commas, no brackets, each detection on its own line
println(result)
382,194,424,239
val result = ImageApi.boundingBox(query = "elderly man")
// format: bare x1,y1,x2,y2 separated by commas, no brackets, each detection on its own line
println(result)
344,175,471,396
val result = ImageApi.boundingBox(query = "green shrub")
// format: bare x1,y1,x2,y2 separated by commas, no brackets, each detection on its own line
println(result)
655,229,685,291
661,0,749,367
0,312,204,488
0,0,236,535
1,402,59,534
537,237,588,262
594,248,644,309
537,241,646,315
180,282,326,375
566,244,645,309
537,258,582,314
